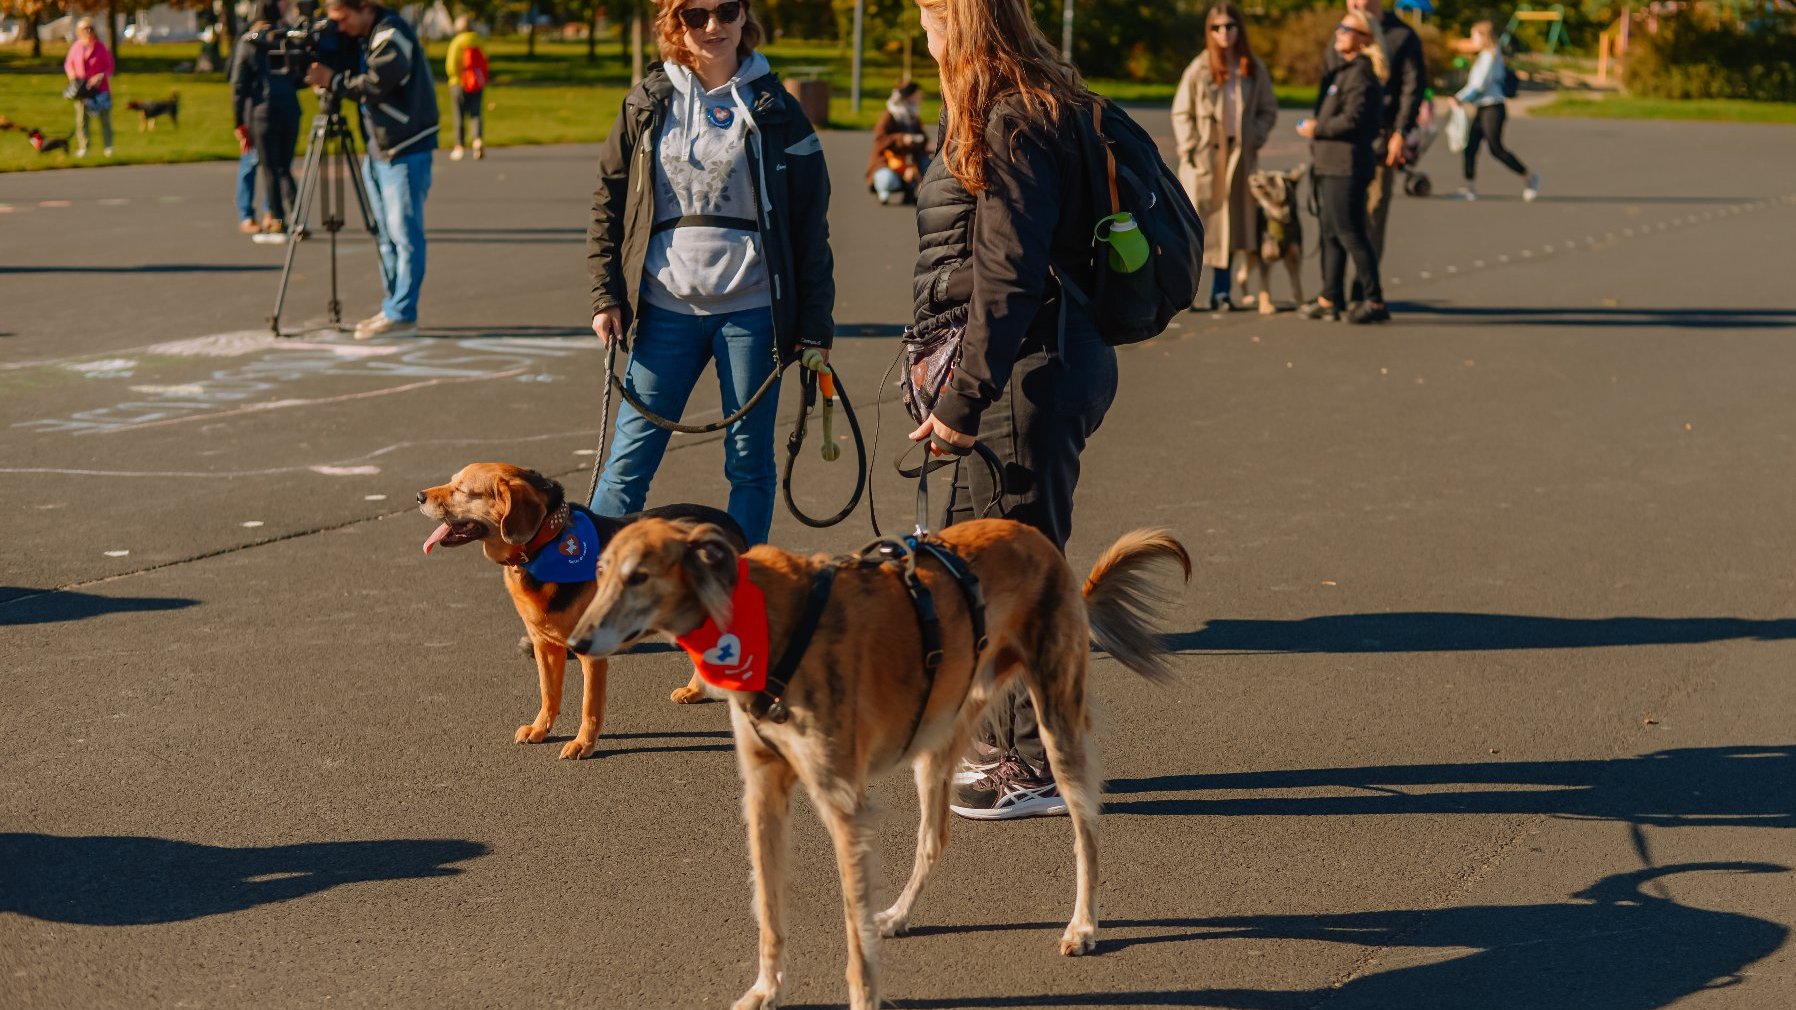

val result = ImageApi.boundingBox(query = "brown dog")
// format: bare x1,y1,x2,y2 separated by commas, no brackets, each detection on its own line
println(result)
568,518,1190,1009
1242,164,1308,314
417,463,746,759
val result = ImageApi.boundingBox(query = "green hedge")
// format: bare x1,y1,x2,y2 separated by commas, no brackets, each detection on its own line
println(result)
1624,10,1796,103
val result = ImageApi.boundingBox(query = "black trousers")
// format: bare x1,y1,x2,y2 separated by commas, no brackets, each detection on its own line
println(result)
251,107,299,223
1318,172,1382,306
946,302,1117,775
1463,103,1528,181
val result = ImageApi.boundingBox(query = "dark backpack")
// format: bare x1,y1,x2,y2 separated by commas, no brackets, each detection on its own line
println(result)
1059,99,1205,347
1499,56,1520,99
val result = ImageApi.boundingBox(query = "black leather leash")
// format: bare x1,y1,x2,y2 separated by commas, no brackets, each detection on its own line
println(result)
747,563,837,724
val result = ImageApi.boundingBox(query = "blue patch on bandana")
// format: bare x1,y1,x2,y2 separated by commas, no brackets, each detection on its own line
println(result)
522,508,601,584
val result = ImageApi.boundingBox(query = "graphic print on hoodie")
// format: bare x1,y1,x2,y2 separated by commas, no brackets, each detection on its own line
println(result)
644,53,775,317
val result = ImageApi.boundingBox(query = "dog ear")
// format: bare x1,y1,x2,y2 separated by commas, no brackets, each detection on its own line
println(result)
681,523,740,628
497,476,546,545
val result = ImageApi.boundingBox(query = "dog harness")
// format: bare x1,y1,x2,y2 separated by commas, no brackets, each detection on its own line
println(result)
675,559,776,695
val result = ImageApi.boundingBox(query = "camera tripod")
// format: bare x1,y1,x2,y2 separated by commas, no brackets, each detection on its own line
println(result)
267,98,391,337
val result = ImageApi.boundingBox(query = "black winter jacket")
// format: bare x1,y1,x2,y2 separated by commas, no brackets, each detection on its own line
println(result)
229,29,300,128
1310,57,1384,178
1324,11,1425,139
587,63,836,359
910,101,1097,436
323,9,439,160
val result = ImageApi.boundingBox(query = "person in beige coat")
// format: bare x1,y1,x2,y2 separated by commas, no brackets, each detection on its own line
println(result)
1172,2,1279,312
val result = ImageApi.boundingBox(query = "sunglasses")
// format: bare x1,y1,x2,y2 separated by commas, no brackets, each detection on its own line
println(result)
678,1,742,30
1336,22,1367,35
1210,22,1239,33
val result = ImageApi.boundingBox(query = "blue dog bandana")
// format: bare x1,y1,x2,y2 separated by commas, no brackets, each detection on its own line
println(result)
521,508,601,584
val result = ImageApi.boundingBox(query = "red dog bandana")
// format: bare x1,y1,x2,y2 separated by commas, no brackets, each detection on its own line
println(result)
675,559,771,693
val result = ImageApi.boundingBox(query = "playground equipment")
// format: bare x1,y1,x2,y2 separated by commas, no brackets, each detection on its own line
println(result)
1502,4,1571,55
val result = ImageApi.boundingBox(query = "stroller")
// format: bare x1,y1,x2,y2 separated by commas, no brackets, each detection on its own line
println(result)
1400,94,1442,197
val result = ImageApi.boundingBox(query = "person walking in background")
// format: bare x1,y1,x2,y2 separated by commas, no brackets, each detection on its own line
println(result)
1298,10,1388,324
445,15,487,161
585,0,835,545
306,0,441,341
232,2,302,242
64,17,114,158
1324,0,1423,304
1454,20,1539,202
907,0,1117,819
868,80,929,205
1172,2,1277,313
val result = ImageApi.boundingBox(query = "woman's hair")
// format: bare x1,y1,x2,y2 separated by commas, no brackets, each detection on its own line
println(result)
919,0,1088,195
657,0,764,68
324,0,373,10
1342,10,1390,83
75,15,95,33
1204,3,1253,87
1470,20,1496,51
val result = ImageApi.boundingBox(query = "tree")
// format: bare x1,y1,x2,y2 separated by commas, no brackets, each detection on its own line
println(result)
0,0,61,57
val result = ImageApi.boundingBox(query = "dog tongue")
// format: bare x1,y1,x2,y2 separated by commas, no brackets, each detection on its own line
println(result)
422,523,453,555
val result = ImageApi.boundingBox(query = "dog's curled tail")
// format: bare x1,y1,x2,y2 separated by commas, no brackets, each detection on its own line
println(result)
1082,529,1191,684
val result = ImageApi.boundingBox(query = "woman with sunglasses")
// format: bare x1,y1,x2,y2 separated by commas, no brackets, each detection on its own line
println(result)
586,0,835,545
908,0,1117,821
1172,3,1278,313
1297,10,1389,324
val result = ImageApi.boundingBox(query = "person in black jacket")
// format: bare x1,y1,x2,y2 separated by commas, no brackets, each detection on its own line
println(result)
1299,11,1389,324
910,0,1114,820
584,0,834,545
230,2,301,241
1323,0,1425,302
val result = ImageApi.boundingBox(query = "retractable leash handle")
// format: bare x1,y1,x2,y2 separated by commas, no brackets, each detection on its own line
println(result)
801,348,843,463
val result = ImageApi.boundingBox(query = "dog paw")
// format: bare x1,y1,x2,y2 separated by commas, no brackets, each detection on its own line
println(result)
559,738,595,760
1059,923,1097,957
875,907,911,938
731,987,779,1010
515,723,550,745
670,684,705,704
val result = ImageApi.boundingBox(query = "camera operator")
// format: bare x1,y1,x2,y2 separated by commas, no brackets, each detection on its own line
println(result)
304,0,439,341
232,1,301,242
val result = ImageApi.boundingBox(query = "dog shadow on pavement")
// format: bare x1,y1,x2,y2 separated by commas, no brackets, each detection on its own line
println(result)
0,833,487,926
1165,612,1796,655
870,862,1788,1009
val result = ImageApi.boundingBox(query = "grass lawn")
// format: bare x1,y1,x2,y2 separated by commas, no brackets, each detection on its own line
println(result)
1,34,1309,172
1535,93,1796,125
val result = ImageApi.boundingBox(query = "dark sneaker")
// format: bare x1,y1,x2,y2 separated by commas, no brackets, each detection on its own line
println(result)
950,756,1067,820
1347,301,1391,325
952,740,1007,785
1296,300,1341,321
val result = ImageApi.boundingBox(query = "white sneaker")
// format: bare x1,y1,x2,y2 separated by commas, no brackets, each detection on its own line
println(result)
103,146,113,157
1523,173,1541,202
75,147,88,158
1457,186,1478,201
354,314,419,341
450,146,465,161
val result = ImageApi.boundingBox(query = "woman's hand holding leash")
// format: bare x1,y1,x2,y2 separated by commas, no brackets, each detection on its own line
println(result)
908,414,975,457
591,307,625,346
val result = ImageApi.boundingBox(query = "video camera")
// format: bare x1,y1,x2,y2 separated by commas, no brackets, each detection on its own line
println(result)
249,1,357,86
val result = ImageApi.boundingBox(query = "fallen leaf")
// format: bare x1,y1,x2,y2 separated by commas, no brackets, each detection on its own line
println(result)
1643,716,1660,725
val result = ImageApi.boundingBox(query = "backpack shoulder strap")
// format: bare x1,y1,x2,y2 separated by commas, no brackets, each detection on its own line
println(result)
1092,102,1120,217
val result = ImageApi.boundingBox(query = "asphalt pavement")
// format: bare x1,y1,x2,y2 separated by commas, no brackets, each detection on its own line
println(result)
2,109,1794,1009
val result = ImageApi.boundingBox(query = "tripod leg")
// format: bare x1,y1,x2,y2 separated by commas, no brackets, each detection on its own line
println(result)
268,113,332,337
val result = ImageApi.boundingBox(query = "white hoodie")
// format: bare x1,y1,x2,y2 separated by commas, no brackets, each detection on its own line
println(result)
643,53,775,317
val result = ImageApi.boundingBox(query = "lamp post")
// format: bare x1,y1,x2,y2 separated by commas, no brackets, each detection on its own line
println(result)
851,0,866,114
1061,0,1073,60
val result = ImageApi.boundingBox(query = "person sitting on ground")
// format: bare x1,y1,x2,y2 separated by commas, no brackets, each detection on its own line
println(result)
868,80,929,205
1453,20,1539,202
445,15,488,161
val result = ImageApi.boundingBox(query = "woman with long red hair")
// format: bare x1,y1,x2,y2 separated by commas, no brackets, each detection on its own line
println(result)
1172,3,1279,312
907,0,1115,821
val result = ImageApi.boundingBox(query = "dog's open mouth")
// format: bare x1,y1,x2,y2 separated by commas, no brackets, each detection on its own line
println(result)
422,519,487,554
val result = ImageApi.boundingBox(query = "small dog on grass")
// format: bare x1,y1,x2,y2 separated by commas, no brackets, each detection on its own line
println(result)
2,116,74,154
127,92,180,130
1241,165,1309,314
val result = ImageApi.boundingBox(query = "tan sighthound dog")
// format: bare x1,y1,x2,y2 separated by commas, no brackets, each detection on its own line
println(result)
417,463,746,759
568,518,1191,1010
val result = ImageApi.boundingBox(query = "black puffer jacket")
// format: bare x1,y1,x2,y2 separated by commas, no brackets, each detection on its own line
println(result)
1310,56,1384,178
910,101,1097,436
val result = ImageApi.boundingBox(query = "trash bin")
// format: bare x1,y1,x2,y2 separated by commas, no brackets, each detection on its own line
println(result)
784,79,830,127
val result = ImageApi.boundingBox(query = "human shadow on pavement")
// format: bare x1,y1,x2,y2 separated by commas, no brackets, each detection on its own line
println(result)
0,264,278,275
1103,745,1794,827
0,833,487,926
1166,612,1796,654
0,587,198,626
872,863,1787,1010
1384,303,1796,329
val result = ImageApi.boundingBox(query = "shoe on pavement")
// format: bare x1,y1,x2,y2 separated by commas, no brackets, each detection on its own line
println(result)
952,740,1007,786
450,146,465,161
250,220,288,245
1296,300,1341,321
1347,300,1390,325
354,314,419,341
950,755,1068,820
239,218,261,235
1523,173,1541,202
1457,186,1477,201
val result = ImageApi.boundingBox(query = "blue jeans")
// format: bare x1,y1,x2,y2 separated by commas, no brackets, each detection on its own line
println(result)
873,166,904,199
592,304,782,544
236,150,260,221
361,150,433,322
